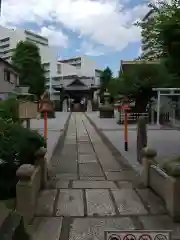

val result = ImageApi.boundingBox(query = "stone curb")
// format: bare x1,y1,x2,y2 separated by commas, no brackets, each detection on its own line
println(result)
48,112,72,164
85,113,137,174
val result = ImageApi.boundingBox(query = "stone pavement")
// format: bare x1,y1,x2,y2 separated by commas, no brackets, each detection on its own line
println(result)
86,112,180,174
30,113,180,240
23,112,70,162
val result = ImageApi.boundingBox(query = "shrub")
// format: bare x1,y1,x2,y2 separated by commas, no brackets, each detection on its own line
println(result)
160,157,180,177
0,98,19,122
0,119,46,199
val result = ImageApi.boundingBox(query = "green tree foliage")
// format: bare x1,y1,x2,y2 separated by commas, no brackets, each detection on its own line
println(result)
100,67,113,95
137,0,180,62
118,63,171,112
11,41,46,98
107,77,123,97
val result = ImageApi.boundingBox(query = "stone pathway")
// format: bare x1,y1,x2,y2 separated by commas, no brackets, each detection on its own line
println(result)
31,113,180,240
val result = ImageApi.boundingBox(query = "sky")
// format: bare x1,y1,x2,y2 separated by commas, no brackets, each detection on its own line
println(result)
0,0,158,76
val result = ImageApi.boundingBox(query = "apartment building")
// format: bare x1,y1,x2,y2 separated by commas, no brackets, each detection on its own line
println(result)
0,26,101,104
141,9,161,60
0,26,49,61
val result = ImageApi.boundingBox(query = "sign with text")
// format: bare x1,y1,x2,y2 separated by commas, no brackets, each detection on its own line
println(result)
19,101,38,119
105,230,171,240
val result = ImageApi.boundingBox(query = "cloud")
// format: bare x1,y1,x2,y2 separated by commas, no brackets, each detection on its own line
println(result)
0,0,150,51
40,26,68,47
77,41,107,56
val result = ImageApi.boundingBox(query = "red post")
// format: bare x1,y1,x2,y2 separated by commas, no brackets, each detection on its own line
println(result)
124,111,128,151
121,105,130,151
44,111,48,139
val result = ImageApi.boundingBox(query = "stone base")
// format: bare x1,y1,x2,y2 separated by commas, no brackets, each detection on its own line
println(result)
99,105,114,118
148,165,180,221
92,101,99,111
40,111,55,119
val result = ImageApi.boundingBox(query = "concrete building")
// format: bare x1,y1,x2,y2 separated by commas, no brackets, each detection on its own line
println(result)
51,56,102,111
0,26,101,110
0,57,19,100
141,9,161,60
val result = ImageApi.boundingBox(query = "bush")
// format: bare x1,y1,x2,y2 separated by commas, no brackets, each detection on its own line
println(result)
0,119,46,199
160,157,180,177
0,98,19,122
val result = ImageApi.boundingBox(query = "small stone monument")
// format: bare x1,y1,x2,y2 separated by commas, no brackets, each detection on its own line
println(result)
99,89,114,118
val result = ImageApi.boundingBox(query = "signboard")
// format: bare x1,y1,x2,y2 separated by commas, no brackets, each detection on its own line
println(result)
19,101,38,119
105,230,171,240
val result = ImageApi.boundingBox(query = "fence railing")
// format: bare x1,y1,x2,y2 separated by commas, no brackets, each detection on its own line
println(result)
118,112,149,124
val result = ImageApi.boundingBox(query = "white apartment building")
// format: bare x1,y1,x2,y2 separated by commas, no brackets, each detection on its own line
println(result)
141,9,161,60
0,26,101,102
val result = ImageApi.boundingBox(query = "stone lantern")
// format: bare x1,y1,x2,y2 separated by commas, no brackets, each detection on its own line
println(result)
99,89,114,118
39,91,55,118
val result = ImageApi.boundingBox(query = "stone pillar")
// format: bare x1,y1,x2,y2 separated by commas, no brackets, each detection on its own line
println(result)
34,147,47,189
137,117,147,164
16,164,41,223
141,147,157,187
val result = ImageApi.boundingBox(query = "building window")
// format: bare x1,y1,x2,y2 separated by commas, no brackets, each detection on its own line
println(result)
4,70,11,82
43,63,50,71
57,64,61,74
0,37,10,43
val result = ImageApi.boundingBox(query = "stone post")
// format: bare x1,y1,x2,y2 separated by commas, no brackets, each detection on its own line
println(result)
141,147,157,187
34,147,47,189
16,164,41,223
137,117,147,164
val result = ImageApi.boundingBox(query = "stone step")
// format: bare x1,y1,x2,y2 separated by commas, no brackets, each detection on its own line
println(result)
30,217,62,240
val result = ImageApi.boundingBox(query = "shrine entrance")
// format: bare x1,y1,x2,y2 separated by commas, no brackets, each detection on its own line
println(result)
63,79,92,112
153,88,180,126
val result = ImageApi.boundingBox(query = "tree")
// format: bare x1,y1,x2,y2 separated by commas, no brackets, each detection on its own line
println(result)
137,0,180,62
11,41,46,99
100,67,113,95
118,63,172,112
107,77,123,98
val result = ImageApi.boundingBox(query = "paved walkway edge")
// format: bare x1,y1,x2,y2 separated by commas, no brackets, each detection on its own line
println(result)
85,113,136,173
48,112,72,165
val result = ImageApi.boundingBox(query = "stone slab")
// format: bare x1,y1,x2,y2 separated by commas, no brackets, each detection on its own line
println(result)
78,146,94,154
105,171,139,181
101,162,122,172
73,180,117,189
105,171,124,180
78,154,97,163
86,189,115,216
112,189,147,215
117,181,133,189
117,181,145,189
136,189,166,214
36,190,57,216
52,173,78,180
56,189,84,216
69,217,136,240
32,217,62,240
50,160,77,174
79,163,104,177
80,176,105,180
54,180,69,188
139,215,180,239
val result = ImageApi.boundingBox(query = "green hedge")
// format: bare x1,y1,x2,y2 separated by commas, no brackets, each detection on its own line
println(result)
0,98,19,122
0,118,46,199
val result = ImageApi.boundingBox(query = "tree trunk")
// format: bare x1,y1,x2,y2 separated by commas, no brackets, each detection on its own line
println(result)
135,98,148,113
